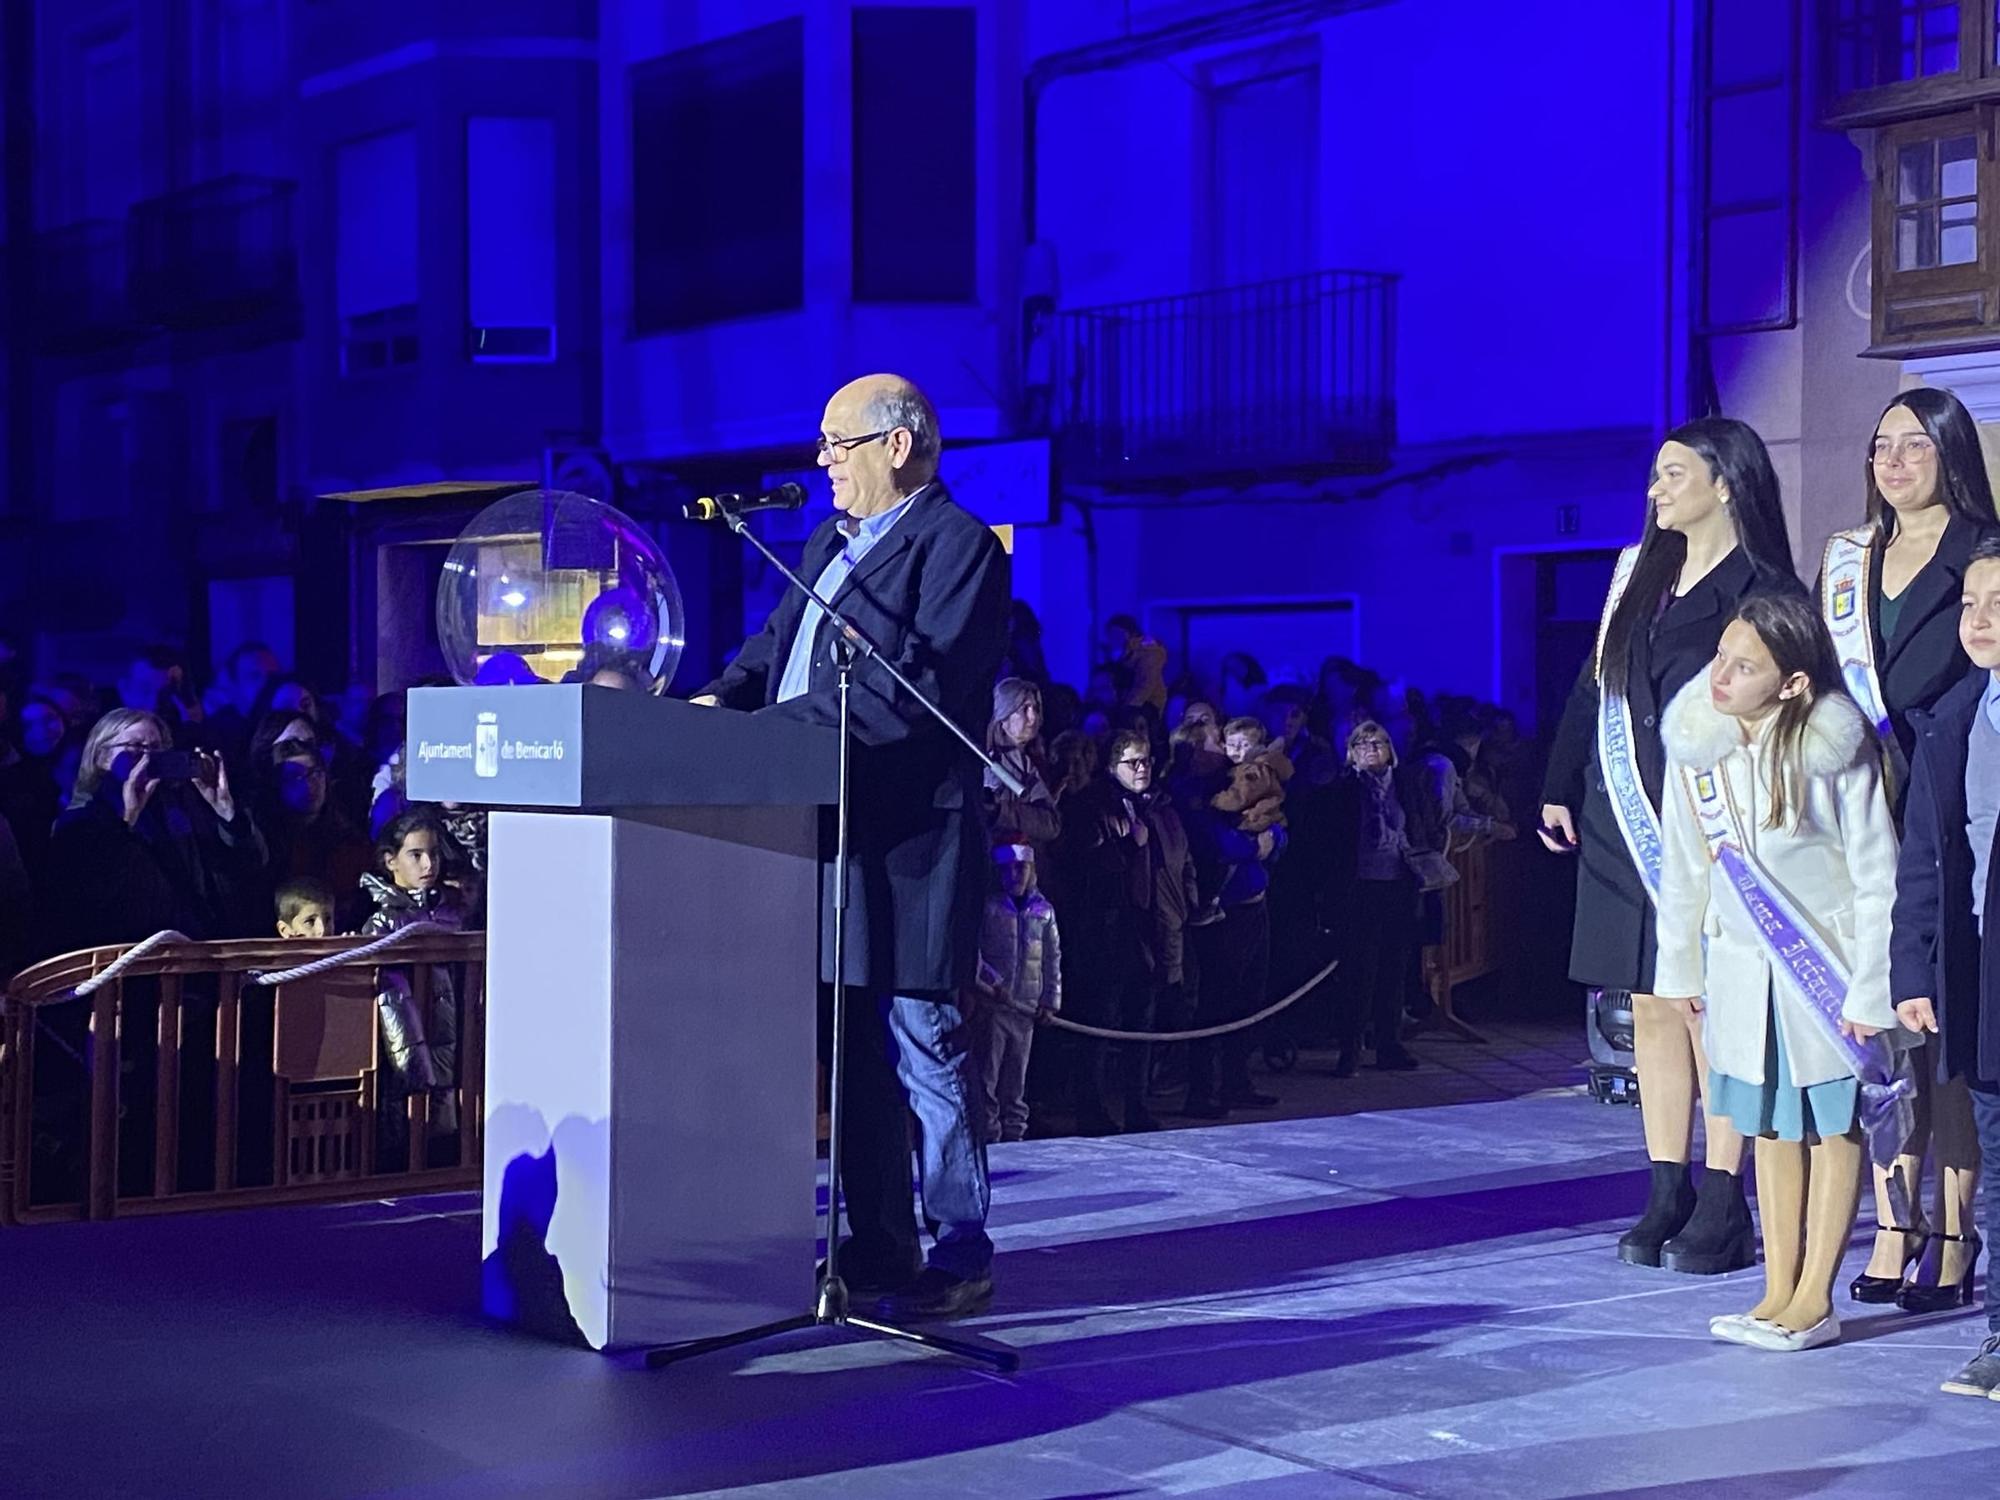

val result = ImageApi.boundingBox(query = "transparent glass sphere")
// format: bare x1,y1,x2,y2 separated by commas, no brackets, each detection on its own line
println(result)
437,489,685,694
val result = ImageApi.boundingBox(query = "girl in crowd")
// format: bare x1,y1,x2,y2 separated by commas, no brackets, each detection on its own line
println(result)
1821,387,2000,1311
1656,594,1902,1351
362,809,468,1164
1541,417,1801,1273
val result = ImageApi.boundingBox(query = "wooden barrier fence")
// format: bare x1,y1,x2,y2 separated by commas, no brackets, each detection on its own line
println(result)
0,932,485,1226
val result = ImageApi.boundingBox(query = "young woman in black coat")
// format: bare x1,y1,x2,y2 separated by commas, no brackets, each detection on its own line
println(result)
1825,388,2000,1311
1540,416,1800,1273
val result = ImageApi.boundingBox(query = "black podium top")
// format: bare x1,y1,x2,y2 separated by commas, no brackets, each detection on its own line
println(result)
405,684,839,809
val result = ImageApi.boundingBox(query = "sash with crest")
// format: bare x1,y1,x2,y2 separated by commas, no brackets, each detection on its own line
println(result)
1679,759,1916,1177
1593,544,1666,902
1820,525,1906,803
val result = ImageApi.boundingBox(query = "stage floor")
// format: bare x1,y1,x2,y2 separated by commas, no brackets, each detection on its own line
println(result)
4,1087,1998,1498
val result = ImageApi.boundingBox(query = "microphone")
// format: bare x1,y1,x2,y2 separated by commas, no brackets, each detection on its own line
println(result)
683,482,807,522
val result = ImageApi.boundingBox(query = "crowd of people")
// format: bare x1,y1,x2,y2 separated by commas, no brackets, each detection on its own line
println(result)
0,641,480,1170
966,607,1532,1142
0,607,1534,1159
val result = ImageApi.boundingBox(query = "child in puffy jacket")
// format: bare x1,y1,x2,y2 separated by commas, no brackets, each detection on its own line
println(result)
971,843,1062,1143
361,809,468,1163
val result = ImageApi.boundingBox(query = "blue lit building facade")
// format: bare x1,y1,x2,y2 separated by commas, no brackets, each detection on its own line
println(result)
6,0,1998,730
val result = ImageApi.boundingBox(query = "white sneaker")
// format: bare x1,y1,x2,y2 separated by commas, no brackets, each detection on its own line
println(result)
1741,1313,1841,1352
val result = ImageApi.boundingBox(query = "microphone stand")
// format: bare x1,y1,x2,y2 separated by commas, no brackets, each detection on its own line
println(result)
644,491,1022,1375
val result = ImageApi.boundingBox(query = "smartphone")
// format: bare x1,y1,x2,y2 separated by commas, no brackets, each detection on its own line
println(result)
113,748,199,780
1537,823,1577,852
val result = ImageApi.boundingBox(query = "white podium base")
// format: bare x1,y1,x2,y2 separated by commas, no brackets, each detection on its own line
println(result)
479,806,820,1351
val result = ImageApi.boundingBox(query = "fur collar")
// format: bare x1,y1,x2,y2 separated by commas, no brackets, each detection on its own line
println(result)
1663,676,1870,776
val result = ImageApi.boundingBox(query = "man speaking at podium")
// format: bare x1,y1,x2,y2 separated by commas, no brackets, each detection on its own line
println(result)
692,375,1011,1320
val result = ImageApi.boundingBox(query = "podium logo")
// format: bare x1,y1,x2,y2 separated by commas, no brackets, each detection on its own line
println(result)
474,713,501,778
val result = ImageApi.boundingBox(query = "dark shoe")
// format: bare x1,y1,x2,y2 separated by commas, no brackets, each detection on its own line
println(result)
1370,1043,1420,1072
1850,1220,1928,1305
1618,1160,1697,1268
877,1268,994,1322
1332,1049,1358,1079
1074,1109,1122,1137
818,1256,919,1298
1899,1234,1984,1314
1659,1168,1755,1275
1222,1088,1278,1108
1179,1096,1229,1120
1941,1334,2000,1397
1124,1109,1163,1133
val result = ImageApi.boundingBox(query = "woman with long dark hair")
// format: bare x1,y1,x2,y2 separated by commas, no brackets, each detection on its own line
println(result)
1824,386,2000,1313
1541,416,1801,1273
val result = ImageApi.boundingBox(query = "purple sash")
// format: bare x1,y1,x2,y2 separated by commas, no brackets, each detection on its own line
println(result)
1684,763,1915,1172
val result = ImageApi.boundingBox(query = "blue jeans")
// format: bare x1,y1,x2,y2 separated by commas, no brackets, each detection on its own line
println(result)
1968,1080,2000,1334
839,990,994,1282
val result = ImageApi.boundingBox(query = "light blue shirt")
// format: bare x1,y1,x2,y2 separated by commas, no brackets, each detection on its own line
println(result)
774,484,928,703
1970,672,2000,930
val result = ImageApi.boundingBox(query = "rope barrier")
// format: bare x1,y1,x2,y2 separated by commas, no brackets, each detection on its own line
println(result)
73,930,191,998
22,922,456,1008
1041,956,1338,1043
244,923,454,986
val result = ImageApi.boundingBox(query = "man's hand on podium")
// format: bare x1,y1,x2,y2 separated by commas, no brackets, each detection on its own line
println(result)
689,694,720,708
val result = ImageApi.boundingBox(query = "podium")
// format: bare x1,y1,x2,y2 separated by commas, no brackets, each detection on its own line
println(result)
407,684,837,1351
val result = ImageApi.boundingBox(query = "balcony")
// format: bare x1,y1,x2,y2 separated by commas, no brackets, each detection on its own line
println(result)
1051,269,1397,487
35,220,130,354
127,174,300,334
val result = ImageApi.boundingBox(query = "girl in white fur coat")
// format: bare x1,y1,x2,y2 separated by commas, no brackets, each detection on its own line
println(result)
1656,592,1904,1353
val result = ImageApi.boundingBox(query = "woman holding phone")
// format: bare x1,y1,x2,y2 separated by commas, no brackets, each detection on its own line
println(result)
39,707,268,955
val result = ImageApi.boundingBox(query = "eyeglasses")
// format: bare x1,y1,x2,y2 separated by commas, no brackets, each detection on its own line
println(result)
1870,436,1936,463
1354,740,1391,753
816,430,894,461
1113,757,1151,770
108,736,166,755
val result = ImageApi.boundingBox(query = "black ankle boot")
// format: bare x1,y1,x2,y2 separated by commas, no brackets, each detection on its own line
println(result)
1658,1167,1756,1275
1618,1161,1697,1267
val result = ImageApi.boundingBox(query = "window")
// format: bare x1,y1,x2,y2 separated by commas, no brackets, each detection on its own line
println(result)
69,22,142,221
1696,0,1799,333
630,20,804,332
1208,63,1319,289
1831,0,1960,93
1821,1,2000,124
1869,110,1997,349
852,7,977,303
335,128,419,374
217,416,279,512
466,117,557,362
193,0,285,179
1896,130,1980,266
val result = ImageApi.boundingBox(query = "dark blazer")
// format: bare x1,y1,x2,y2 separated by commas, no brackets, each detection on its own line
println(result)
1891,669,2000,1085
1865,516,1996,771
1541,549,1798,991
700,483,1010,993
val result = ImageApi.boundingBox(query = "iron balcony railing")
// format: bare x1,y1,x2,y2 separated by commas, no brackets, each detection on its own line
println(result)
1052,268,1397,485
127,174,299,331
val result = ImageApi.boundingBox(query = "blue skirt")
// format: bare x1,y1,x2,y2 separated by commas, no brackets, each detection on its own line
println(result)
1709,998,1859,1142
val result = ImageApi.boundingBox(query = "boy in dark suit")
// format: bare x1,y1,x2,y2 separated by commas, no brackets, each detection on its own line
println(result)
1892,535,2000,1398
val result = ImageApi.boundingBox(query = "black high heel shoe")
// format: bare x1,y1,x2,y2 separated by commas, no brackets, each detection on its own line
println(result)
1850,1220,1929,1304
1897,1232,1984,1314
